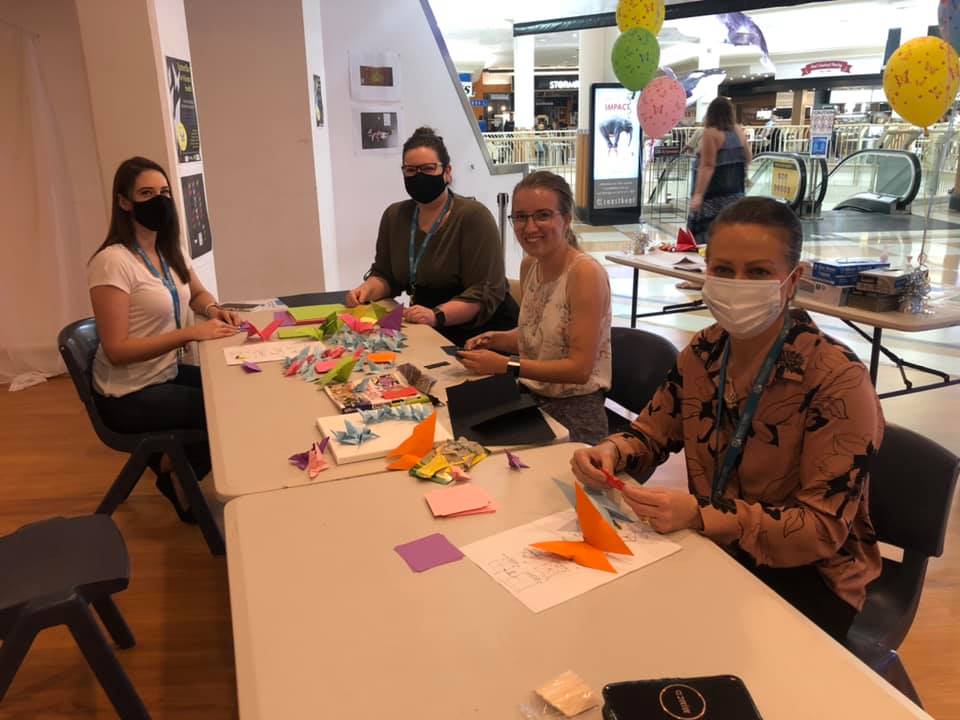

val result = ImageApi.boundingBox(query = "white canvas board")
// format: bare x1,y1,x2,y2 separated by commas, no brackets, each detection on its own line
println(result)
316,412,452,465
348,50,401,102
222,340,324,366
461,510,681,613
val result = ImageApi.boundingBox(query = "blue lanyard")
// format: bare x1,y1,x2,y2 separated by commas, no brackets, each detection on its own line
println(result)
133,245,182,329
712,316,793,502
408,191,453,294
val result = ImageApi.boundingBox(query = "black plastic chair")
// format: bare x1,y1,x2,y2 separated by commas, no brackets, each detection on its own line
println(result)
605,327,679,435
57,318,224,555
845,423,960,707
0,515,149,719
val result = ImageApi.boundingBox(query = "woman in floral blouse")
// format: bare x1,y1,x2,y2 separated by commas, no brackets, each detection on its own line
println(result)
573,196,882,642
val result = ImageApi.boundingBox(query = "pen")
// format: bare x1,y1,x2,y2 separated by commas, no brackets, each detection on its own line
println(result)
590,457,625,491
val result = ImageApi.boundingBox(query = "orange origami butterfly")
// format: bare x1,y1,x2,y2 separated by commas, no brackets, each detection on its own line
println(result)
531,483,633,573
386,412,437,470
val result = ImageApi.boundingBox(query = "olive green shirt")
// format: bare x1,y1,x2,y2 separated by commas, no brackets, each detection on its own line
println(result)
367,193,508,327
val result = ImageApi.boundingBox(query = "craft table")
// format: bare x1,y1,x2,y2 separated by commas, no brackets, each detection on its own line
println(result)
224,442,930,720
198,312,567,500
607,251,960,398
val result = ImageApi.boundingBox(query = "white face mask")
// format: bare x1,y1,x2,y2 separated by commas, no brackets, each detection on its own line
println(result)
702,272,795,339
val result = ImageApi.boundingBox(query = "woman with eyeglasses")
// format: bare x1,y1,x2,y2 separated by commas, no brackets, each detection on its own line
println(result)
571,197,883,642
88,157,240,522
458,171,612,445
345,127,518,346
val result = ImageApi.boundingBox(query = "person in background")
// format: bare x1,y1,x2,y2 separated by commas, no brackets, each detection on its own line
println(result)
571,197,882,642
688,96,752,244
459,171,612,445
88,156,239,522
346,127,518,347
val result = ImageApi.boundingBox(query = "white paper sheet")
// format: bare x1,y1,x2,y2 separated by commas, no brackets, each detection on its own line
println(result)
222,340,322,366
635,251,705,273
462,511,681,613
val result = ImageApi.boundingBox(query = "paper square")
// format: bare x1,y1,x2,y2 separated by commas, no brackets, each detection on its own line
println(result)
394,533,464,572
424,484,494,518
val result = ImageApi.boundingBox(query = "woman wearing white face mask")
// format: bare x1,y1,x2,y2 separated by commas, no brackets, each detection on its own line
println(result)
571,197,883,643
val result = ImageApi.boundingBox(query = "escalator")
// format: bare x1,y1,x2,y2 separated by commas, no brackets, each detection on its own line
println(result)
818,149,921,214
747,152,826,212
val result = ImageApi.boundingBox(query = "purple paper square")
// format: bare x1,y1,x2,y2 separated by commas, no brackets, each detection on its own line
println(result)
394,533,464,573
274,310,296,327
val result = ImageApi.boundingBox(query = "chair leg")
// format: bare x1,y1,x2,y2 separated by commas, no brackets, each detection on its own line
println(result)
92,596,136,650
879,652,923,708
66,600,150,720
0,621,38,702
168,446,225,556
97,446,151,515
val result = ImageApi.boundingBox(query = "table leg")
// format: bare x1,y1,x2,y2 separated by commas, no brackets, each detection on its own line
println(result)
630,268,638,329
869,327,882,386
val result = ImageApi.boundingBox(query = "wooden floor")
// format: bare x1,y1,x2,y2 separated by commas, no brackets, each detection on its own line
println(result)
1,376,958,719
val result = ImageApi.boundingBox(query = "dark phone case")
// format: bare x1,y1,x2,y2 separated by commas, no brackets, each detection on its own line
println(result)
602,675,762,720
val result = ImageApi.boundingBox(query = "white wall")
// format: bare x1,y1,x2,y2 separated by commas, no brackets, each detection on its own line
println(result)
310,0,525,285
183,0,330,301
0,1,105,264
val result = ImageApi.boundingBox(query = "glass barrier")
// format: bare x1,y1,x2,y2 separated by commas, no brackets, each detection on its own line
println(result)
747,153,808,210
817,150,921,212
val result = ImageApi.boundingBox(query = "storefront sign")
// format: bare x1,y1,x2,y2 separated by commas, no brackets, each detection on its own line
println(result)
459,72,473,98
802,61,852,76
549,79,579,90
772,160,801,202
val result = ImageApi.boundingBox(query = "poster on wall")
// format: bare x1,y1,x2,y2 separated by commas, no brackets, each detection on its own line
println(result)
166,57,202,163
314,75,325,127
348,50,401,102
181,174,212,258
353,108,402,154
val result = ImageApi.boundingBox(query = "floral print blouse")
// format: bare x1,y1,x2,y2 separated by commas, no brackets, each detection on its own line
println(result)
608,310,883,610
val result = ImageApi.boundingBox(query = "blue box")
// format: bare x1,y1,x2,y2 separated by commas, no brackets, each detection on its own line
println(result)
811,258,890,286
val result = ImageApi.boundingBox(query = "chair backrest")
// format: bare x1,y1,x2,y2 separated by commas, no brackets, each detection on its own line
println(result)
607,327,679,419
869,423,960,558
58,318,100,408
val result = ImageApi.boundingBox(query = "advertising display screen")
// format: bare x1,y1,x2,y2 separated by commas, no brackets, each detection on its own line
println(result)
586,83,643,225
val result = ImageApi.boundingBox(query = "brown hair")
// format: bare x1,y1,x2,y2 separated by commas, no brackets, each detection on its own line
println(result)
704,96,736,132
512,171,578,247
708,196,803,268
93,157,189,283
402,126,451,166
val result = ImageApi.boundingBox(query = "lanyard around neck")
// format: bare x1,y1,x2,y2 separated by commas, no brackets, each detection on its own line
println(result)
133,245,182,330
711,315,793,502
408,190,453,294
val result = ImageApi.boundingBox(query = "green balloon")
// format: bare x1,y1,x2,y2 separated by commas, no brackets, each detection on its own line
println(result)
611,28,661,92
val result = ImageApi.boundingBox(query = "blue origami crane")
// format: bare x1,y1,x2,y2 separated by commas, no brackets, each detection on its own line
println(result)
552,477,633,529
332,419,378,446
358,403,432,425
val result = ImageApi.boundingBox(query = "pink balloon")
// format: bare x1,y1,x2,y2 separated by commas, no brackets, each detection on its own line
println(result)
637,76,687,139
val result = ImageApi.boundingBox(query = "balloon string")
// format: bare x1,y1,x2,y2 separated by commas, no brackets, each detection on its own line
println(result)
920,107,959,266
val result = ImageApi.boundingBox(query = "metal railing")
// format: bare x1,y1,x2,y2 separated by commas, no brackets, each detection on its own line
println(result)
483,122,960,211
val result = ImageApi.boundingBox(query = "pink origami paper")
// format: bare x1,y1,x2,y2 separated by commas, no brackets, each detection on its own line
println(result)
340,314,376,334
314,360,338,373
507,451,529,470
290,438,330,478
241,318,283,342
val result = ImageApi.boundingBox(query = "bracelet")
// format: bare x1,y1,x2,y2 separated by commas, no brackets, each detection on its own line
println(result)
202,302,220,318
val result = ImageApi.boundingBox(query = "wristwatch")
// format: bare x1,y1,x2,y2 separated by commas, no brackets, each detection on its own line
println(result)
507,355,521,378
433,308,447,328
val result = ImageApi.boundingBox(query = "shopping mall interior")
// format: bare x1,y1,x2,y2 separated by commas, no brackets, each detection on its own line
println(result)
1,0,958,718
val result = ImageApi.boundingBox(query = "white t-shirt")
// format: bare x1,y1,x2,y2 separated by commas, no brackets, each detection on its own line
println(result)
87,244,193,397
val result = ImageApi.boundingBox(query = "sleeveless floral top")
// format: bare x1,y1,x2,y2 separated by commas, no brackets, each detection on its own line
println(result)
518,253,612,398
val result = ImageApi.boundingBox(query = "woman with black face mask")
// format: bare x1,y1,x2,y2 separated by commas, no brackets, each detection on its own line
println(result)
346,127,519,346
87,157,239,523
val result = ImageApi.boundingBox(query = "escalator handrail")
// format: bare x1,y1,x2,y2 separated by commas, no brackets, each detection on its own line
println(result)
751,152,808,211
826,148,922,209
647,151,696,204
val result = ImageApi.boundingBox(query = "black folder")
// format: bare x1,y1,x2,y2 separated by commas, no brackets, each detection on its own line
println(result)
445,375,556,447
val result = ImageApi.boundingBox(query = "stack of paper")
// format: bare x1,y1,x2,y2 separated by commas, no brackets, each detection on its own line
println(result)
424,484,497,518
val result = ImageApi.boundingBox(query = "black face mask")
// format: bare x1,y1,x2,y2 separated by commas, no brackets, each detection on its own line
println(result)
131,194,173,231
404,172,447,205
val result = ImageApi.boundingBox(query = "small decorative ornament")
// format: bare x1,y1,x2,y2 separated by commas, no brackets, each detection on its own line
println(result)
900,259,934,315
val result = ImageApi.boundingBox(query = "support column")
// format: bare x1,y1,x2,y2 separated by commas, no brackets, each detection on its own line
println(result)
513,34,535,130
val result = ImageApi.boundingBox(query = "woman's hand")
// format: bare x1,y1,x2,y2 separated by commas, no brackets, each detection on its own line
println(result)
345,285,371,308
213,308,241,326
404,305,436,327
192,318,241,342
456,349,508,376
464,331,499,351
621,486,702,534
571,442,620,491
689,193,704,213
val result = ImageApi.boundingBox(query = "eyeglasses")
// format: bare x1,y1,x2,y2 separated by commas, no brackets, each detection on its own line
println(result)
401,163,445,177
508,210,560,226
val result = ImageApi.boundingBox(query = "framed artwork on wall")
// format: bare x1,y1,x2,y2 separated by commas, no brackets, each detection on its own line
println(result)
348,50,401,102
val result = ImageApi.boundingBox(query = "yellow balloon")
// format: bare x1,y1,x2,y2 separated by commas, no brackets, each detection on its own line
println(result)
616,0,665,35
883,36,960,128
